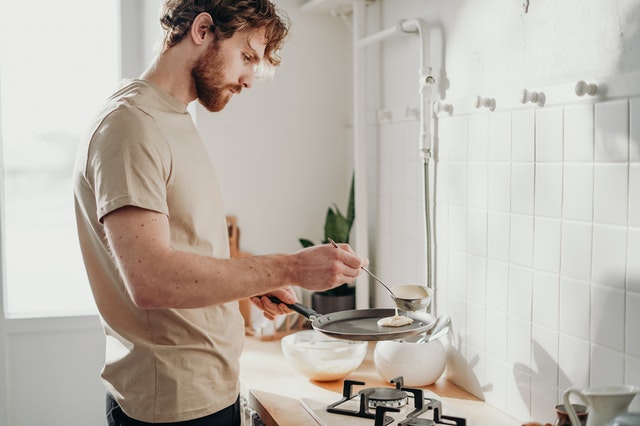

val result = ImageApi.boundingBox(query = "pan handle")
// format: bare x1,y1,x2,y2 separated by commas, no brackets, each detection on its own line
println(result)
267,296,320,320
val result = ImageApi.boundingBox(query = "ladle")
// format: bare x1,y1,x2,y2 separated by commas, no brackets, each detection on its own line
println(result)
327,239,432,312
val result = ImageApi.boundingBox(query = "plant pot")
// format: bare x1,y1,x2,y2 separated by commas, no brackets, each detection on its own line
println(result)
311,292,355,314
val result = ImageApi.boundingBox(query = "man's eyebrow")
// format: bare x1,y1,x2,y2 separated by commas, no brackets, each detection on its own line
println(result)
245,38,264,63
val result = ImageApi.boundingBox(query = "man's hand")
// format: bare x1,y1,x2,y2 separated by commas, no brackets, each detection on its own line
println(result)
250,286,298,320
289,243,367,292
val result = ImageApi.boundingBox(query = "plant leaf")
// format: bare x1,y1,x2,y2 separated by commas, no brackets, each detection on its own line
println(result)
299,238,315,248
347,173,355,224
300,171,356,248
324,206,350,244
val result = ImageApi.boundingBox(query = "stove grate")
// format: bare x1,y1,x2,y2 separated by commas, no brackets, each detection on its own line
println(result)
326,377,467,426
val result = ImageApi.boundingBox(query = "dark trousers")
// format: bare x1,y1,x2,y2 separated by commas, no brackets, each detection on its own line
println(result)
106,393,241,426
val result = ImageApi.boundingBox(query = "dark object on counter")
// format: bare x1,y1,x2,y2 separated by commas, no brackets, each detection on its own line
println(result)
311,290,355,314
268,296,435,341
606,413,640,426
555,404,588,426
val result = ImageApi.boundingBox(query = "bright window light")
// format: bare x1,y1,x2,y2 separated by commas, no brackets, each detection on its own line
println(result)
0,1,120,317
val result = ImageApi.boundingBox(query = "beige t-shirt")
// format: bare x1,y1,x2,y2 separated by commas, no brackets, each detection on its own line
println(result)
73,79,245,422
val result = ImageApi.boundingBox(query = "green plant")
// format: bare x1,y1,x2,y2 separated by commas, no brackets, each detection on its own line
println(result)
299,174,355,296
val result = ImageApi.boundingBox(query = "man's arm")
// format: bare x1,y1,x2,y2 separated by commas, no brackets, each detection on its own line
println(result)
103,205,364,310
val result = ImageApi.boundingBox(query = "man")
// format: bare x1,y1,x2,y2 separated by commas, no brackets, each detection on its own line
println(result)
73,1,366,424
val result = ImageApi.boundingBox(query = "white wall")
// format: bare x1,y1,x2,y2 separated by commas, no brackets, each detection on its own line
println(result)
2,317,105,425
197,0,353,258
362,0,640,423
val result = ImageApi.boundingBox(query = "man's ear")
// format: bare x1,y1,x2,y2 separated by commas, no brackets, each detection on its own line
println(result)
190,12,214,46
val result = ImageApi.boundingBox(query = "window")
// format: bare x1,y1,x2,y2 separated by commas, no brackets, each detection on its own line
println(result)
0,1,119,317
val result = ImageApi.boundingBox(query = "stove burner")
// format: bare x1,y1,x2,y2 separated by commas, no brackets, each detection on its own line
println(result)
366,388,408,408
398,418,436,426
326,377,466,426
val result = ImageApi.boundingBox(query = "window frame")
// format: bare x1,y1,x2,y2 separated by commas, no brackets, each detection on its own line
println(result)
0,0,156,320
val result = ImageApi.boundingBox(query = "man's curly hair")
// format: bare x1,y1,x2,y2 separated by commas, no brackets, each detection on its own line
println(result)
160,0,289,67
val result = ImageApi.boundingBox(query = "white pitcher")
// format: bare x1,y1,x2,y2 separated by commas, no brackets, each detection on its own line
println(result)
563,385,640,426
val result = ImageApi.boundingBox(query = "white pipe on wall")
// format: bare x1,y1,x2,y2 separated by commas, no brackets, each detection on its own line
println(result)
358,22,403,47
404,18,434,155
352,0,370,309
352,8,436,309
356,18,433,154
400,18,437,313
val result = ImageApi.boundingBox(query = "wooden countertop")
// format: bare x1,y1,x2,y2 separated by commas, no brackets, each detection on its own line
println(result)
239,336,520,426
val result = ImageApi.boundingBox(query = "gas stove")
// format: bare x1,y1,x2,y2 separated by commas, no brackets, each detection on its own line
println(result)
300,377,466,426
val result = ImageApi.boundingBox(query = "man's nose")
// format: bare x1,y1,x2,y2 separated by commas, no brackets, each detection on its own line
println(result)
240,71,254,89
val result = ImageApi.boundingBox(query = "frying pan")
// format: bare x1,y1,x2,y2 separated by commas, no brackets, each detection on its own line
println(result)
269,297,435,341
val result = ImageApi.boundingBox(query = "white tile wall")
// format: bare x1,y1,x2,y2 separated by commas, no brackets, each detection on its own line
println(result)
559,277,591,340
632,98,640,161
558,333,590,390
510,214,534,267
562,164,593,222
486,259,509,311
560,221,592,281
372,86,640,423
484,355,508,411
488,112,511,162
534,164,563,218
564,104,594,162
488,163,511,212
508,265,533,322
591,224,627,289
627,291,640,357
536,107,563,162
487,212,510,262
531,271,559,330
591,344,625,387
531,324,559,385
591,284,625,351
628,228,640,293
485,307,508,361
512,110,535,162
630,165,640,229
593,164,628,226
595,100,629,162
533,217,561,274
511,164,535,215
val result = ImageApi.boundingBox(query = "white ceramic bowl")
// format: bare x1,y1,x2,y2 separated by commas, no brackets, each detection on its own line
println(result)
281,330,367,381
373,339,446,386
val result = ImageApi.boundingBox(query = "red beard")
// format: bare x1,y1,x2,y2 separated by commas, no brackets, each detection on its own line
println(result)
192,41,243,112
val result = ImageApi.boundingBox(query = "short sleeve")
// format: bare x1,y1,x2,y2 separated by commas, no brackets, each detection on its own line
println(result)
86,104,171,222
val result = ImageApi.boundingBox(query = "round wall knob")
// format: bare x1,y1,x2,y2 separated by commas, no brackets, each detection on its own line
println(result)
476,96,496,111
377,109,392,122
434,101,453,115
520,89,545,106
405,107,420,119
575,80,597,96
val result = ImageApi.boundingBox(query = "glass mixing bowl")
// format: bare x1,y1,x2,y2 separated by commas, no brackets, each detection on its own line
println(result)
280,330,367,381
